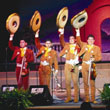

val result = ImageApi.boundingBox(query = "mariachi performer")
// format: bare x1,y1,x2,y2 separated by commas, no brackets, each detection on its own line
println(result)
57,7,80,103
35,32,59,90
7,13,34,90
71,10,102,103
30,11,59,90
76,29,102,103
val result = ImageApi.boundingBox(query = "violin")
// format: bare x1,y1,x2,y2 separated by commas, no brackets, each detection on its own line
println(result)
21,56,29,76
90,63,97,80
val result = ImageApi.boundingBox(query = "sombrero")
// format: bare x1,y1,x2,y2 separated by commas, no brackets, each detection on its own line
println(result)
6,13,20,34
30,10,41,32
71,10,88,29
56,7,68,28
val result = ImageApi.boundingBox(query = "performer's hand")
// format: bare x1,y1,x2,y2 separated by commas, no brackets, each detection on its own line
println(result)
90,55,95,62
90,57,95,62
23,57,26,62
9,34,14,41
54,70,58,77
75,28,80,36
35,29,40,38
58,28,64,37
42,50,45,53
62,54,66,58
65,50,68,53
10,34,14,37
78,65,82,71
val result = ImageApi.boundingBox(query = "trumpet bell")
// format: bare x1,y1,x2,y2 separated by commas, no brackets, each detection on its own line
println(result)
6,13,20,34
71,10,88,29
30,10,41,32
56,7,68,28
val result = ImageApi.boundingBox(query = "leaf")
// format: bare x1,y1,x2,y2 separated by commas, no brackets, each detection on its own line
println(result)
0,88,34,109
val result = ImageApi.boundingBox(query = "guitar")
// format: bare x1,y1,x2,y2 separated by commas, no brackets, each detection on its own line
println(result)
18,56,29,84
90,63,97,80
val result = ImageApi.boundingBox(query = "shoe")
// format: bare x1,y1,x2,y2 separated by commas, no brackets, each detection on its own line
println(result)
64,98,72,103
74,99,79,103
85,99,90,102
92,100,98,104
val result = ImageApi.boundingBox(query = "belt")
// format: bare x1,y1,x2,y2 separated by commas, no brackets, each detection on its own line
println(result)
21,73,29,77
41,61,49,66
16,63,22,67
66,59,79,65
16,63,25,69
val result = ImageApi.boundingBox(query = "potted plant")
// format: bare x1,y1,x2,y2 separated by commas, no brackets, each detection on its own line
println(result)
99,84,110,105
0,88,34,110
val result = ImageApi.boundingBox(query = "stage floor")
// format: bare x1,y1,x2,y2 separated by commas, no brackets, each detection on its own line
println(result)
27,102,106,110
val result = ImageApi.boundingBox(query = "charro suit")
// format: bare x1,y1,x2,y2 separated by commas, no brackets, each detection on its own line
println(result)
35,37,58,89
59,34,80,102
76,36,102,102
8,40,34,90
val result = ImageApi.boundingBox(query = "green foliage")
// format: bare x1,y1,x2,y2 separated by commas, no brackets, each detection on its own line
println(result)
0,88,35,110
99,84,110,105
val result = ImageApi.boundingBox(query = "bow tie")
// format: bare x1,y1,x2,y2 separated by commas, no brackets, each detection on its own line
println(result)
87,45,93,52
44,47,51,57
70,44,76,54
20,48,25,57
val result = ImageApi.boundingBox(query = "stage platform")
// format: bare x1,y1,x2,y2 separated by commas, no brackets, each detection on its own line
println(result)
26,93,107,110
26,102,106,110
25,88,109,110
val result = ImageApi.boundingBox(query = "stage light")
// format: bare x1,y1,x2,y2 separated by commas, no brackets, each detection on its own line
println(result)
29,85,53,105
1,85,17,92
29,85,45,94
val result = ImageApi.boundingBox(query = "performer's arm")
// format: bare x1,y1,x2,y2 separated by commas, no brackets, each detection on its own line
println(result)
94,47,102,62
58,28,65,48
8,34,18,51
35,29,42,50
78,45,86,57
59,45,68,58
75,28,86,48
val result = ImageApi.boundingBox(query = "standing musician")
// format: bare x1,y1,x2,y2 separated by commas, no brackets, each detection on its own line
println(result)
76,28,102,103
8,34,34,90
58,28,80,103
34,30,59,90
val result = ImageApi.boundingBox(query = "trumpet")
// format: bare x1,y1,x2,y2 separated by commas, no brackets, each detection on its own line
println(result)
71,10,88,29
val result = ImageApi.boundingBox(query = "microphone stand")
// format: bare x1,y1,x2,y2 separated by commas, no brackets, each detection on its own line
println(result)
5,47,8,86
